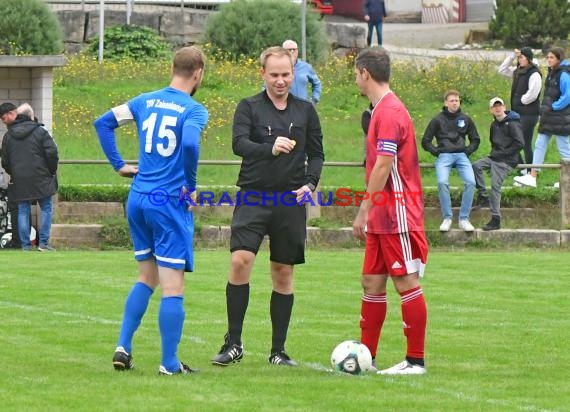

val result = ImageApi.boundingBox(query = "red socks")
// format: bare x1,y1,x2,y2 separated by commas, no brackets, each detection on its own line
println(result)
359,293,387,358
400,286,427,359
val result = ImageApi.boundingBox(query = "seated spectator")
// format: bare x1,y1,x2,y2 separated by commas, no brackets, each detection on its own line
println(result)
421,90,480,232
472,97,524,231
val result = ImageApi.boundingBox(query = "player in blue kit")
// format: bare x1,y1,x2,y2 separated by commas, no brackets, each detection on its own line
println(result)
93,46,208,375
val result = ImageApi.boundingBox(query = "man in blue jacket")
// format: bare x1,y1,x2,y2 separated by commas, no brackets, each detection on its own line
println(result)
282,40,322,105
363,0,387,47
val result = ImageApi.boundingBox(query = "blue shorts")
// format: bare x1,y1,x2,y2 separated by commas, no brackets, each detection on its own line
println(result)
127,191,194,271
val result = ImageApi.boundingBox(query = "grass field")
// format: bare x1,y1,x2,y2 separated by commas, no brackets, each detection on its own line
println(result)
0,249,568,411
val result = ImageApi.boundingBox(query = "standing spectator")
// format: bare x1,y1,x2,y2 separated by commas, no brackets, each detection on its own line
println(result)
1,102,58,251
421,90,480,232
353,47,428,375
211,46,324,367
514,47,570,188
497,47,542,175
282,40,322,105
94,46,208,375
0,102,21,248
472,97,524,231
363,0,387,47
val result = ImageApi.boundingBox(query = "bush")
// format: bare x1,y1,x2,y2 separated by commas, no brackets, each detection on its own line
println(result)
203,0,329,63
488,0,570,48
100,217,132,249
87,24,172,61
0,0,63,55
59,184,130,202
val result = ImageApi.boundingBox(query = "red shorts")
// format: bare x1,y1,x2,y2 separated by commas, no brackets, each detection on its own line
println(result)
362,231,428,277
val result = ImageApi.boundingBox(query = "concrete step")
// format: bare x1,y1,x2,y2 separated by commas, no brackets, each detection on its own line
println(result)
197,226,570,248
54,202,124,223
51,224,103,248
47,223,570,249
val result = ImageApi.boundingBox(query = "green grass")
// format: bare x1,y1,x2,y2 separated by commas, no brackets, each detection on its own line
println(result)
0,249,568,411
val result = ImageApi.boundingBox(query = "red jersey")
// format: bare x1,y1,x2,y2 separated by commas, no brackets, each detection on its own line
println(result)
365,92,425,234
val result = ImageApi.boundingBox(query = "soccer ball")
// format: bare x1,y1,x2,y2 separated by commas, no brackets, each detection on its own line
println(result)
330,340,372,375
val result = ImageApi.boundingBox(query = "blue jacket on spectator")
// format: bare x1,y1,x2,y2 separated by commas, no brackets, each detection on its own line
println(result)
290,59,322,104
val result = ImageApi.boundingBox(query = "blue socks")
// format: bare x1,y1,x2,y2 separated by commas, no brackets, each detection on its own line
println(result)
159,296,185,372
117,282,154,353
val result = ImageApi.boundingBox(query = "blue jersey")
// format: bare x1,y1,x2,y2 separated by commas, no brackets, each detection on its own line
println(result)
127,87,208,197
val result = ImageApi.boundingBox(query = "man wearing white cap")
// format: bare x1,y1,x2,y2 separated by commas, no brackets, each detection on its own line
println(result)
472,97,524,230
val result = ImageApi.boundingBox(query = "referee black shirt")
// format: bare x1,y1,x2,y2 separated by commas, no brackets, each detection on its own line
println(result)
232,91,324,192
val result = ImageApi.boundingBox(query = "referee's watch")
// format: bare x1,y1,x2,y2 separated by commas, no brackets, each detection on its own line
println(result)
306,183,316,192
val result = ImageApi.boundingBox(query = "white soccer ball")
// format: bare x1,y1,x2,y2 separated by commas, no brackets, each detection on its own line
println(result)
330,340,372,375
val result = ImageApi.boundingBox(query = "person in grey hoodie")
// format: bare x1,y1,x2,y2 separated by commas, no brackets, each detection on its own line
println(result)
472,97,524,231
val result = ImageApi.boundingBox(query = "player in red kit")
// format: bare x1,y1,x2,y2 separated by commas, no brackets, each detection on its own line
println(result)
352,47,428,375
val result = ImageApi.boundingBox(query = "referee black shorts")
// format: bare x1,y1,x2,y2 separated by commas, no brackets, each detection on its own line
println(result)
229,192,306,265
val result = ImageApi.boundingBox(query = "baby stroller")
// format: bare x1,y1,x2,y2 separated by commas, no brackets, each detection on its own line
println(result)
0,188,12,248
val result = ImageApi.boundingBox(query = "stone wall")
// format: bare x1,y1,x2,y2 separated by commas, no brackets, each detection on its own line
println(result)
47,3,364,52
48,4,211,51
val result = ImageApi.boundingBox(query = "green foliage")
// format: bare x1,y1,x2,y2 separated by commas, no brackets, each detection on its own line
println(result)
58,184,129,202
87,24,171,61
99,217,132,249
203,0,329,63
488,0,570,48
0,0,63,55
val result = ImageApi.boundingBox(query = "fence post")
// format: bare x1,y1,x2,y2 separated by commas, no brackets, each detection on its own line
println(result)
307,181,321,220
560,159,570,229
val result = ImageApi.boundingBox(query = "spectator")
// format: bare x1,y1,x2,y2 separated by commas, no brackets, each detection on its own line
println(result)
363,0,387,47
0,102,58,251
0,102,21,248
421,90,480,232
353,47,428,375
211,46,324,368
497,47,542,175
472,97,524,231
514,47,570,188
282,40,322,105
94,46,208,375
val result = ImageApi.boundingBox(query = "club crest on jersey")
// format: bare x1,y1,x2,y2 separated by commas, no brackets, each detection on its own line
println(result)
457,119,465,128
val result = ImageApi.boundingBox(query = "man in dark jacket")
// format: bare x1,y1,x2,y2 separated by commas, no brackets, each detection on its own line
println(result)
472,97,524,231
1,103,58,251
422,90,480,232
363,0,387,46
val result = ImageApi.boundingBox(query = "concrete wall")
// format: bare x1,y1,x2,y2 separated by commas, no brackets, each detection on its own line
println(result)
0,56,65,136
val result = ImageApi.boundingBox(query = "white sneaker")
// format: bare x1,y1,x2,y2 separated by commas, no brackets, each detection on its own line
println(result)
458,220,475,232
368,359,378,373
513,174,537,188
377,360,426,375
439,218,452,232
554,182,560,189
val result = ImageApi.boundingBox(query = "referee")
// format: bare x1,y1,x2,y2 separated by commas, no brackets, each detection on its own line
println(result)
212,46,324,367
